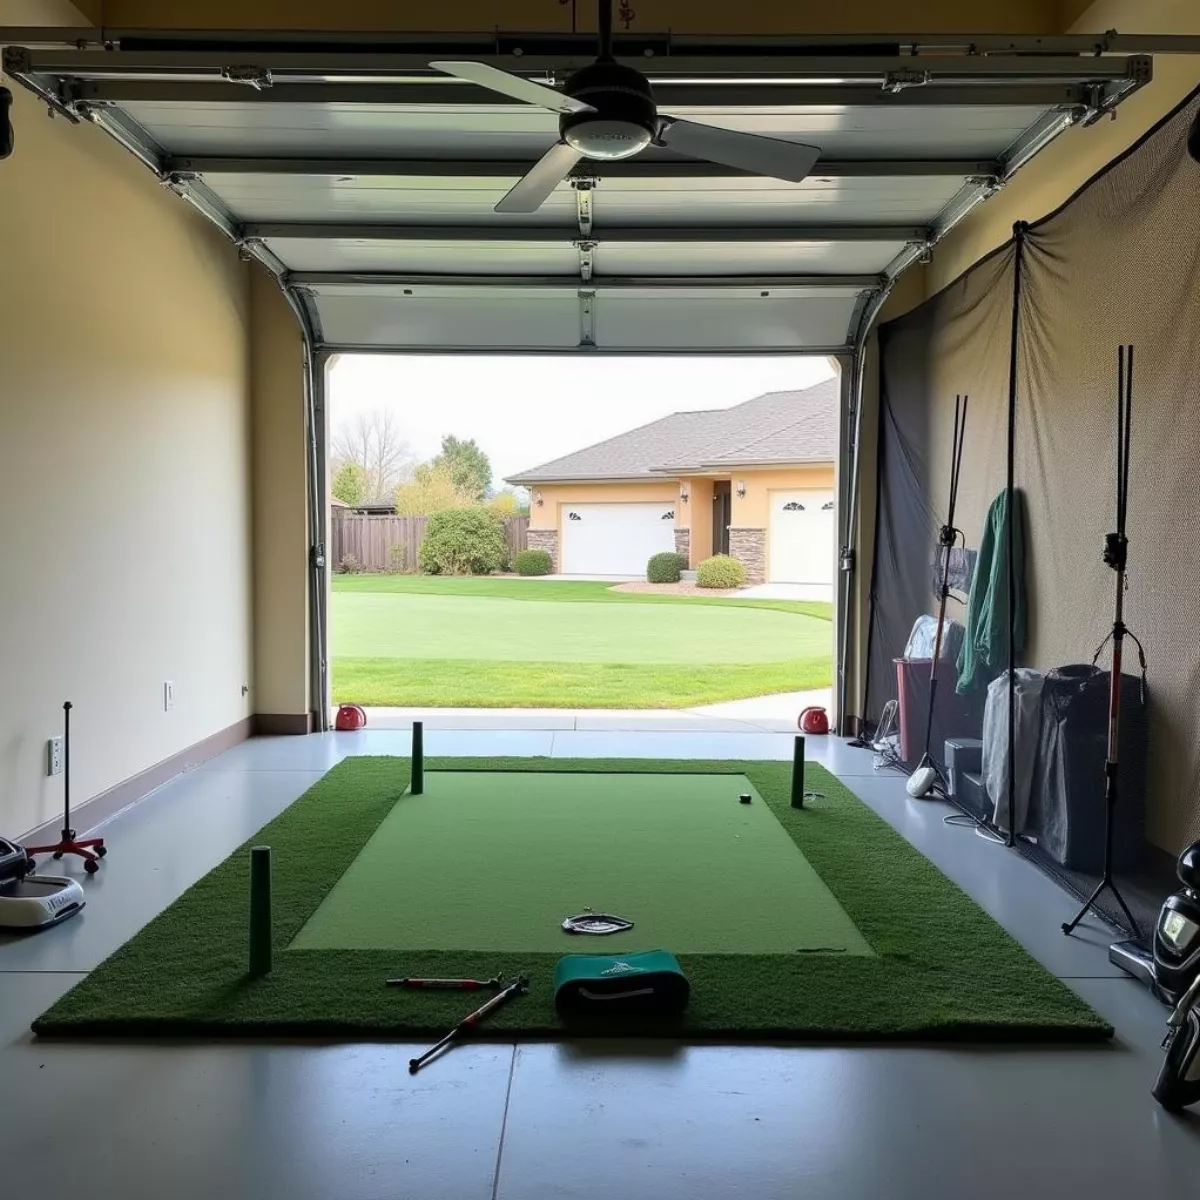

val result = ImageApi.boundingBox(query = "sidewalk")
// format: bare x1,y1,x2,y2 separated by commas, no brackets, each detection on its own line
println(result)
360,688,831,734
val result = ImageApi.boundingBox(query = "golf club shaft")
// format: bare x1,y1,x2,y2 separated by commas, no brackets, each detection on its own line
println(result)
408,977,527,1073
387,977,500,990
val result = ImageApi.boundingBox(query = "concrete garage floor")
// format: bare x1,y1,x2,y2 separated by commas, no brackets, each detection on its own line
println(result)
2,730,1199,1199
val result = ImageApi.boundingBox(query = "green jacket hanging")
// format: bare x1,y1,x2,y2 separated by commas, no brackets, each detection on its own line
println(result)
957,488,1027,693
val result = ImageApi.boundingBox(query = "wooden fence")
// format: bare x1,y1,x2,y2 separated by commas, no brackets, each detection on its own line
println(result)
331,510,529,571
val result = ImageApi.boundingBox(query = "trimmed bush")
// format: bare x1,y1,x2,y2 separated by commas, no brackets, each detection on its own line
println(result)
696,554,746,589
514,548,553,576
647,551,688,584
418,508,509,576
338,554,361,575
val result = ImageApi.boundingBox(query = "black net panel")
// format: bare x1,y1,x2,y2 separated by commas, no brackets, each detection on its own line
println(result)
865,88,1200,933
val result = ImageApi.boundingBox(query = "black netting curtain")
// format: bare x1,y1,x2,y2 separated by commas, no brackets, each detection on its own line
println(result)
865,88,1200,925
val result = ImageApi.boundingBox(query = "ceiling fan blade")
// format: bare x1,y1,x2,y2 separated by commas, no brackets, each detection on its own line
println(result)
659,119,820,183
430,61,595,115
496,141,584,213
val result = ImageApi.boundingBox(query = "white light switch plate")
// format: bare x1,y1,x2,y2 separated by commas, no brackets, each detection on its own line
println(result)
164,680,175,711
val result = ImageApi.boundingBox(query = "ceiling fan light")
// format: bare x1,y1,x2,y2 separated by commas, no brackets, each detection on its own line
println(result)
564,119,653,160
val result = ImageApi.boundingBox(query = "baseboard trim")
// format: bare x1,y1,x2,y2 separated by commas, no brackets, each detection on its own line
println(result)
255,713,313,736
20,715,255,844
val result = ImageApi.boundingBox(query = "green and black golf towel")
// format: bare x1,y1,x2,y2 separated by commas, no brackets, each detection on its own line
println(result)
554,949,690,1016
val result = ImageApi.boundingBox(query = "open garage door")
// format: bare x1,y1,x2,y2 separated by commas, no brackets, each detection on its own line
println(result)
560,502,677,576
2,25,1163,725
3,31,1157,360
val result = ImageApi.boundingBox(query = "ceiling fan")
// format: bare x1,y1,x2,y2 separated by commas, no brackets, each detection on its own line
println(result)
430,0,821,213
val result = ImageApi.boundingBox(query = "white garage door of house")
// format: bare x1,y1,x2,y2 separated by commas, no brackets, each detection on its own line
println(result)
770,490,835,591
560,504,676,577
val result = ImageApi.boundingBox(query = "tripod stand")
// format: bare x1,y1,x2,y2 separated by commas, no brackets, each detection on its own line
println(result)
25,702,108,875
907,394,969,798
1062,346,1141,938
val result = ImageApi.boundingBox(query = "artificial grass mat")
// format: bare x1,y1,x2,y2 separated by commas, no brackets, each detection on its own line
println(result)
290,772,872,955
33,758,1111,1042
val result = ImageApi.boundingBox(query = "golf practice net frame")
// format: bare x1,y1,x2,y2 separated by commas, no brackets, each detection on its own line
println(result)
857,85,1200,938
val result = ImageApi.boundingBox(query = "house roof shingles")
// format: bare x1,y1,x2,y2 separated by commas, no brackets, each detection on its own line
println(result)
506,379,838,484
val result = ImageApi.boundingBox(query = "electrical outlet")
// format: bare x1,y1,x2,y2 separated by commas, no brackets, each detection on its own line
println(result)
47,736,63,777
164,680,175,711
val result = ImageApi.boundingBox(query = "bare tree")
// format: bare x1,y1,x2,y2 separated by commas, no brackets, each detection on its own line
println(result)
330,408,415,502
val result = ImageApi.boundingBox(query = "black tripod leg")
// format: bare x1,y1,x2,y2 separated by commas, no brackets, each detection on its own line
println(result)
1061,879,1108,935
1061,877,1140,938
1111,886,1140,942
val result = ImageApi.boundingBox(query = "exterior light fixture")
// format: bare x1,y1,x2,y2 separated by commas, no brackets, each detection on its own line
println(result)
534,491,544,507
679,484,690,503
736,480,746,499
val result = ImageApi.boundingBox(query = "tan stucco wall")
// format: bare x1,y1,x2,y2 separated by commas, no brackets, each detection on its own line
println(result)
527,482,678,532
677,476,714,567
729,466,836,529
251,270,310,721
0,0,253,835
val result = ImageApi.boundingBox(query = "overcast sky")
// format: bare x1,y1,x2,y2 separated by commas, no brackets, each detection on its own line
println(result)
329,355,837,487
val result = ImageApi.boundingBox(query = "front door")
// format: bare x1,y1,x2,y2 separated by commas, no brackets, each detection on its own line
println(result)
712,481,731,555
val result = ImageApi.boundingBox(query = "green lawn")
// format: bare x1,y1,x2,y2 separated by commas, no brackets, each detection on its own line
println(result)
332,575,833,708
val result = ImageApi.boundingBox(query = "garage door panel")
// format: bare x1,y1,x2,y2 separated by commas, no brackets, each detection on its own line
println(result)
770,490,836,591
260,237,580,274
120,100,1047,161
560,504,677,576
578,176,966,227
594,241,902,277
594,290,861,351
122,101,563,157
309,285,581,349
203,173,963,228
205,174,580,225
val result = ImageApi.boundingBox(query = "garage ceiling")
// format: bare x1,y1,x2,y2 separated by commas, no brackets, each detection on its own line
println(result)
0,27,1167,352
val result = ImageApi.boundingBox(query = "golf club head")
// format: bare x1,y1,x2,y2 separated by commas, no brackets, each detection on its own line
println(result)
907,765,937,798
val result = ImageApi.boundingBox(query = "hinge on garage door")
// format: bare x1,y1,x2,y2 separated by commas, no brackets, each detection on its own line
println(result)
222,66,273,90
310,543,326,570
578,290,596,347
881,69,930,93
163,171,197,196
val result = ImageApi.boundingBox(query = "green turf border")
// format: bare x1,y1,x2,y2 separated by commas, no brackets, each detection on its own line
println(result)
32,758,1111,1042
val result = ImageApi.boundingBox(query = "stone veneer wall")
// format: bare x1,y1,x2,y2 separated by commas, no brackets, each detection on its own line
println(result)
526,528,558,572
674,528,690,563
728,527,766,584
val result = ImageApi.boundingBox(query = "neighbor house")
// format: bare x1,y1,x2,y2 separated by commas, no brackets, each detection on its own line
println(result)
507,379,837,587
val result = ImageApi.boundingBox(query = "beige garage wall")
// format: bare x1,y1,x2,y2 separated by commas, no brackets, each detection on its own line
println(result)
251,271,310,725
0,0,253,836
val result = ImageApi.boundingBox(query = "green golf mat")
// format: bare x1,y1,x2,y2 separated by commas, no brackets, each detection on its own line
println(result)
32,757,1111,1042
291,773,872,956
